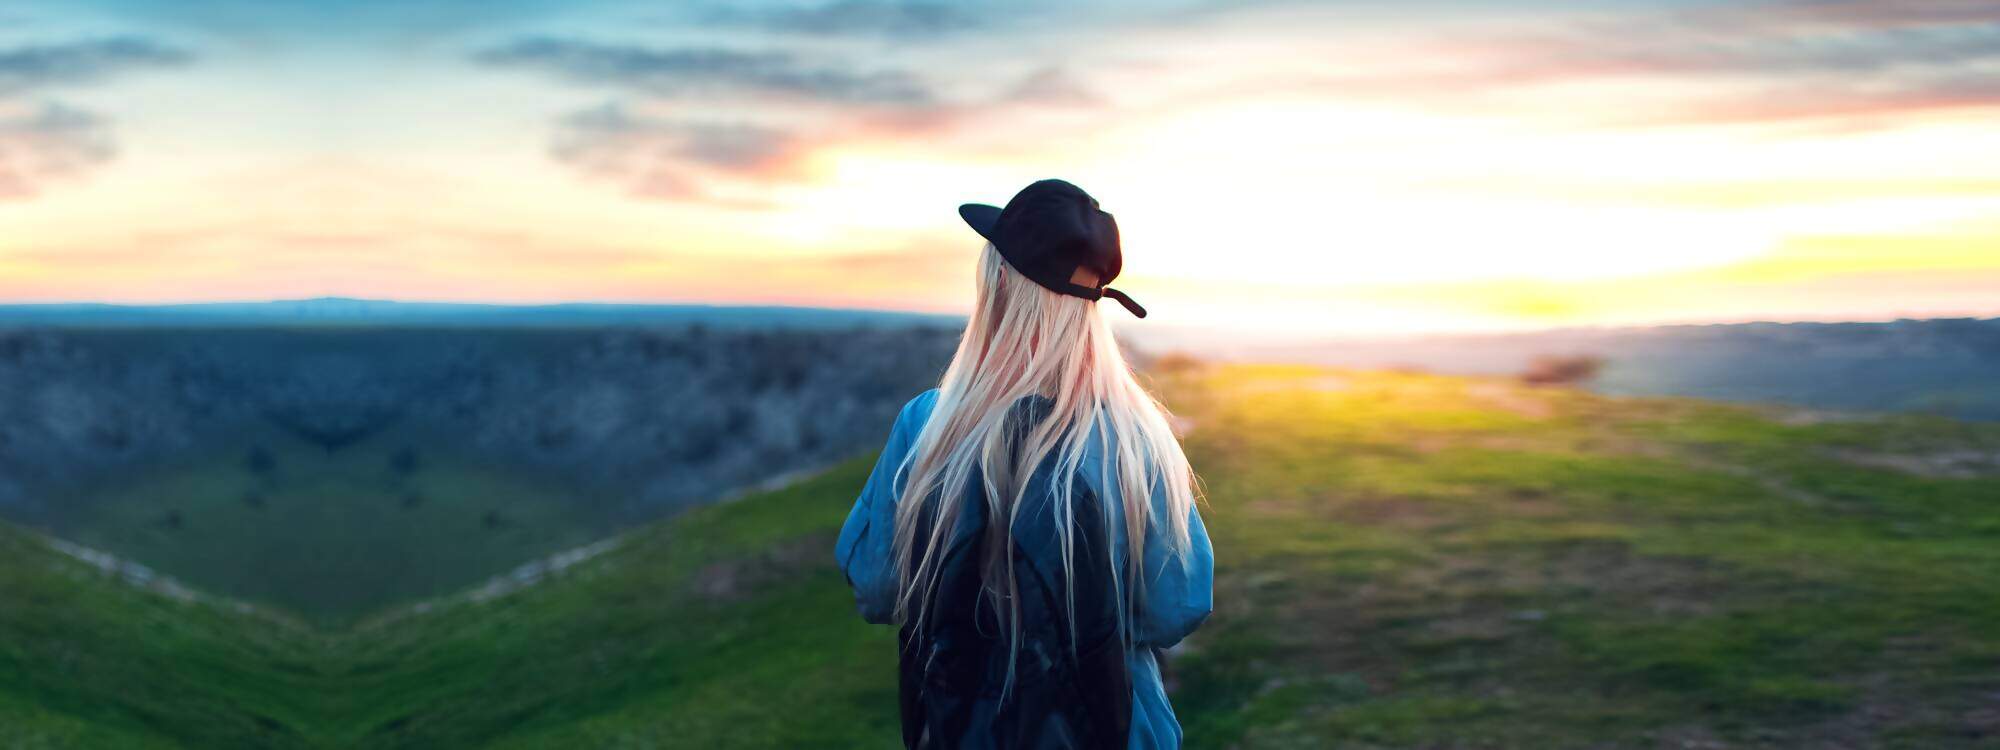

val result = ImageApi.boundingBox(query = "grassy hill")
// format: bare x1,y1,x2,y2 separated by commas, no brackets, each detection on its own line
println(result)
4,366,1998,748
1,325,955,620
0,523,322,748
43,424,612,623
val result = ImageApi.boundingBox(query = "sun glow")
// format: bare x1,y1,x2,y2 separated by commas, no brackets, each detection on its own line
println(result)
2,0,1996,334
1095,101,1789,288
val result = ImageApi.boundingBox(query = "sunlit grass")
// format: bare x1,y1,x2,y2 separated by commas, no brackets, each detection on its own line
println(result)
3,366,1997,747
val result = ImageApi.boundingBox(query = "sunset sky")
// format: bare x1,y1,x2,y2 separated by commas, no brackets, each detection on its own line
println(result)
1,0,1996,336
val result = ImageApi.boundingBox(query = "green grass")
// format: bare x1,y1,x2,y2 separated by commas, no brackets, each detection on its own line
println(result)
4,366,1999,747
0,524,325,748
1165,367,2000,748
44,425,608,622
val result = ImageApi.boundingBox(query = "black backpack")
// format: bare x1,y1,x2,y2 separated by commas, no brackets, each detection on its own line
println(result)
897,457,1133,750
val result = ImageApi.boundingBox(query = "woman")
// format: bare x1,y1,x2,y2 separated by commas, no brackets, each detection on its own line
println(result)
837,179,1214,749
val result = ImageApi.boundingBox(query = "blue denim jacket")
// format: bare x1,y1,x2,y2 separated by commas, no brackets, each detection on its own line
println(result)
836,389,1215,749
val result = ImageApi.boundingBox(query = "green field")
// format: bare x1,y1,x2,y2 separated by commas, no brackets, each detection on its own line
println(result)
4,367,1998,748
42,425,610,623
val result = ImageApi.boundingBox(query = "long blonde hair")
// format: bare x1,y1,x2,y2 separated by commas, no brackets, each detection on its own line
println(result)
891,241,1196,681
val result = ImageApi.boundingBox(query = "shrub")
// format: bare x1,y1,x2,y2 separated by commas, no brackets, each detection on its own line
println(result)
245,446,276,475
390,447,420,475
1149,351,1208,376
1519,354,1605,386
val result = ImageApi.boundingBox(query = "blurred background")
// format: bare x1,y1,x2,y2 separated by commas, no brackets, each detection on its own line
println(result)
1,1,1996,748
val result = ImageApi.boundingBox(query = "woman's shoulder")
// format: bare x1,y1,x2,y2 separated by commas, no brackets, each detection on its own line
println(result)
904,388,941,420
892,388,943,435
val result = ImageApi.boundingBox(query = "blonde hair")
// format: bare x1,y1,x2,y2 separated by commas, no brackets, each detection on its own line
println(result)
891,241,1196,689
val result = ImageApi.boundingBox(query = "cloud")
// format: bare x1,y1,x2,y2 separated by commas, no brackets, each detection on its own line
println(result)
698,1,985,38
0,36,190,198
474,36,934,106
1002,66,1102,107
549,101,808,202
479,34,1090,203
1621,69,2000,128
1263,1,2000,129
524,63,1106,203
1748,0,2000,30
0,36,191,96
0,102,114,199
1508,10,2000,78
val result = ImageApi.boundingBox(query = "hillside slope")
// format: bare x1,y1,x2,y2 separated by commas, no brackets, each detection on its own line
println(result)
0,325,954,619
0,462,899,749
0,524,320,748
5,367,1998,748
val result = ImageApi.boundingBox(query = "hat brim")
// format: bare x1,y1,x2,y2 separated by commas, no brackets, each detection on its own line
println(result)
957,203,1002,243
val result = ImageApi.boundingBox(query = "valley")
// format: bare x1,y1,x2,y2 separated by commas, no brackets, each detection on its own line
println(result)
5,366,1997,748
0,324,956,618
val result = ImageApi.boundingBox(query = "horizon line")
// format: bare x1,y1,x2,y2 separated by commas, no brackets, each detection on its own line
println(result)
1,297,1996,342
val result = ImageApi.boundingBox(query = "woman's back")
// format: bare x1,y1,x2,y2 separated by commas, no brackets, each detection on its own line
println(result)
893,397,1131,748
838,389,1213,749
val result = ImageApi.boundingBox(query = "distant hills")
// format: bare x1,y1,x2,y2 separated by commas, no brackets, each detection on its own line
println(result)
1238,317,2000,420
6,302,1996,422
0,297,961,329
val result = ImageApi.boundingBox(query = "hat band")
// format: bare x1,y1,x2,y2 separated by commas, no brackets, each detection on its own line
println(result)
1101,287,1147,318
1052,280,1146,319
998,252,1147,318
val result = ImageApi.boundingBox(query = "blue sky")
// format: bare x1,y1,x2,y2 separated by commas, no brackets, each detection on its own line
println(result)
2,0,1997,335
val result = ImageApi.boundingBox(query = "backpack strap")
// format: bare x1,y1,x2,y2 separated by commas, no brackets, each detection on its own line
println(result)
1014,478,1132,748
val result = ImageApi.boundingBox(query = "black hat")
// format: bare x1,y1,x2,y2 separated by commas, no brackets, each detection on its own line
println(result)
958,179,1146,318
